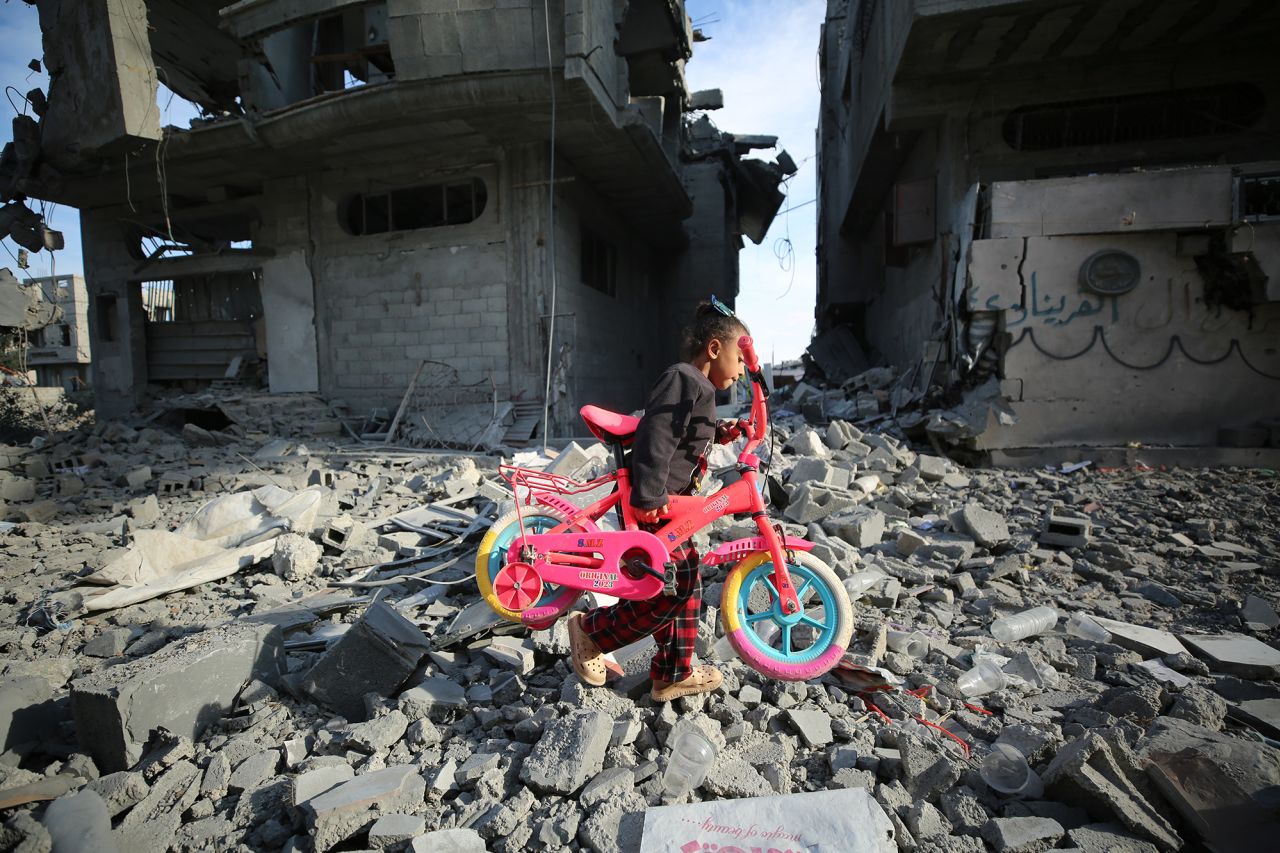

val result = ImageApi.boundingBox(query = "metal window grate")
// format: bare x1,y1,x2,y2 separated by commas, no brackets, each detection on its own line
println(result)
1002,84,1265,152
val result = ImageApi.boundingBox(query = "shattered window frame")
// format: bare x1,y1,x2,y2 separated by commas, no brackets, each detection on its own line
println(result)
340,178,488,236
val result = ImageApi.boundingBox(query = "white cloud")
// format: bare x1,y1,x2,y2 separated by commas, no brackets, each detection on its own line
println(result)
686,0,826,361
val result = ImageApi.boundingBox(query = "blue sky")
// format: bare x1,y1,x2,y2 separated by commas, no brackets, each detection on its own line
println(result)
1,0,825,360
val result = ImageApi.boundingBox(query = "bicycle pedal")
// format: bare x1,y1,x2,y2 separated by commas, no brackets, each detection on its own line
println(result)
662,563,678,597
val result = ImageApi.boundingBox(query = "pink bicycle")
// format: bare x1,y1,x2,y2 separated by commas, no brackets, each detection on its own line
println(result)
475,336,854,681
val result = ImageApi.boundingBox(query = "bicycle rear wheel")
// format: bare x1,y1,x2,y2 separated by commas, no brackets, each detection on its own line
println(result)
475,506,581,624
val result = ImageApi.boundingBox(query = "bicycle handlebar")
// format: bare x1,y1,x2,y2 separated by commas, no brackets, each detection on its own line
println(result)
738,335,760,372
737,335,770,452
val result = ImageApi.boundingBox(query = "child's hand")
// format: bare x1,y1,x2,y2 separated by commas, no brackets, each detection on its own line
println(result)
715,419,750,444
634,504,668,524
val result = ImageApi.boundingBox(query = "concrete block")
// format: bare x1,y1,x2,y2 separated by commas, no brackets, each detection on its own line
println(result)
831,507,885,548
520,710,612,795
0,475,36,501
368,813,425,849
916,455,948,481
959,503,1010,548
119,466,151,489
321,514,368,552
85,771,149,818
398,677,468,721
70,622,286,773
272,533,322,581
14,499,59,523
304,765,426,852
789,457,852,490
787,428,830,458
1039,513,1091,548
157,472,191,494
786,708,833,748
0,675,60,751
784,483,857,524
301,601,431,722
127,495,160,526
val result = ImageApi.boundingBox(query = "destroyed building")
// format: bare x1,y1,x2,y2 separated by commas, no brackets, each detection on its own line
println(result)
21,274,91,391
10,0,790,434
816,0,1280,453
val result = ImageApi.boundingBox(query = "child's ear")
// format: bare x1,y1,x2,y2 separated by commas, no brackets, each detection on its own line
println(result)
706,337,722,359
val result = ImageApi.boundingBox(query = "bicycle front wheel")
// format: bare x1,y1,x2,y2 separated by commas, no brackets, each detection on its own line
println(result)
720,550,853,681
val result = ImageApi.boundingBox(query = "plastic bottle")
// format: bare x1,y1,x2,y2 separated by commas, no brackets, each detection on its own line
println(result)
661,731,717,801
956,660,1008,697
842,569,887,599
990,606,1058,643
1065,612,1112,643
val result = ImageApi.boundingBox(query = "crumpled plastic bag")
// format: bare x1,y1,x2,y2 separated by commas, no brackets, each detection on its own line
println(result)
72,486,324,613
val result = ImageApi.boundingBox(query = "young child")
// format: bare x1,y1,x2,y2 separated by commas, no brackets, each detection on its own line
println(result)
568,300,750,701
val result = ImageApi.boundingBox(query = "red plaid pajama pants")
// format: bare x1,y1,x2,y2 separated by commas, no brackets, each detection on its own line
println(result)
581,543,701,683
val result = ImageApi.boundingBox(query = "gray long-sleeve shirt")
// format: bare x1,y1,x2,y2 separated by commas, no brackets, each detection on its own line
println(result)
629,362,717,510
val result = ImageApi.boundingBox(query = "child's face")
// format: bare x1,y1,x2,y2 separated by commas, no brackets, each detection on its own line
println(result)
706,333,745,391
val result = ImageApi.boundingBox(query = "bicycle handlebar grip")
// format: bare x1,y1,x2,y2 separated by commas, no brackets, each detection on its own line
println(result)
739,335,760,372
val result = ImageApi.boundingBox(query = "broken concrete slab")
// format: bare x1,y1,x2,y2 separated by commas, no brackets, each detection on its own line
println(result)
981,816,1064,853
1041,732,1181,851
638,786,895,852
70,622,285,773
1180,632,1280,679
1139,716,1280,853
520,710,612,795
1090,617,1188,658
300,601,431,722
1229,698,1280,739
1066,822,1159,853
303,765,426,852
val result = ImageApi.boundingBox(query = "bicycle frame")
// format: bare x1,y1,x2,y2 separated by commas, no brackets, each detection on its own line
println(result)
503,334,802,616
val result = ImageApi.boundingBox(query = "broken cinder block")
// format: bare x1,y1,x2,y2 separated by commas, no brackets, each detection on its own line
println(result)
321,514,367,552
300,601,431,722
1039,512,1091,549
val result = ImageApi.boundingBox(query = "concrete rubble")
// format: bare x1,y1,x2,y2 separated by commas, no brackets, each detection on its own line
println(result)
0,391,1278,853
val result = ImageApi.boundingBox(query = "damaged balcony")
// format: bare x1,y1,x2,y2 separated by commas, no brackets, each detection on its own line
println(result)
30,0,698,250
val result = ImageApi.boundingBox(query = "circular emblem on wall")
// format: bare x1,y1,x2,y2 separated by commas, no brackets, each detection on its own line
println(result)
1079,250,1141,296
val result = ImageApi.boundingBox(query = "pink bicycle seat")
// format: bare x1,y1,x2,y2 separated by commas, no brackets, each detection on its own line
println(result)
580,405,639,446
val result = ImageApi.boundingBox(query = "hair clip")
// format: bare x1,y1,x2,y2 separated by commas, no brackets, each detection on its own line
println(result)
709,295,735,318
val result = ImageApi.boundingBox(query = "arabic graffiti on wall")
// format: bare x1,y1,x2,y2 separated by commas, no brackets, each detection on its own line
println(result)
973,271,1120,328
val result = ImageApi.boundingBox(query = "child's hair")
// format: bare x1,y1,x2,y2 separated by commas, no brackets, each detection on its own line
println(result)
683,300,750,360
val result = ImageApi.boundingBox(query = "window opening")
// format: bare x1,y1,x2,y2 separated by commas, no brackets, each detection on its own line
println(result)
1003,83,1265,152
581,229,617,297
96,294,117,342
1240,174,1280,222
341,178,487,235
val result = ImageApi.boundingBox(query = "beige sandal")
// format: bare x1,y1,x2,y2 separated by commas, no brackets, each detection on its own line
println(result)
568,612,607,687
651,665,724,702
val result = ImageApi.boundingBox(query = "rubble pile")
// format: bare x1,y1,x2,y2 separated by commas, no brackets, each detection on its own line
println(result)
1,408,1278,852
